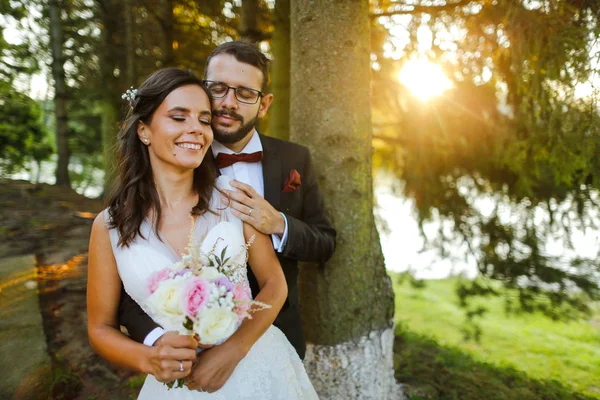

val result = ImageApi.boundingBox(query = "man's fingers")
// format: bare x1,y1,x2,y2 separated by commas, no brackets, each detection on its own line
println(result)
231,208,252,223
230,180,256,197
224,189,253,206
226,199,254,216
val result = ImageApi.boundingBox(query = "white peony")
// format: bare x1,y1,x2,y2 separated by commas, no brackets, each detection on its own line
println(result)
198,266,221,279
169,261,185,271
145,277,185,330
194,306,239,345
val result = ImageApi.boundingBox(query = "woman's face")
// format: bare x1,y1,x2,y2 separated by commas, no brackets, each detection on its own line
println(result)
138,84,213,173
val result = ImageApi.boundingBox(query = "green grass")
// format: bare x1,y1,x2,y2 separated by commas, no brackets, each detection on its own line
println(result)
392,273,600,399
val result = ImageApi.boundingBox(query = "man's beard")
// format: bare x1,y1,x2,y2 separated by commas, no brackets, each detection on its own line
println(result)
212,110,259,144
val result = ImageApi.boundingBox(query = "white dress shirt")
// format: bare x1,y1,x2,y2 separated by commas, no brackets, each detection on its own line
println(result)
143,129,289,346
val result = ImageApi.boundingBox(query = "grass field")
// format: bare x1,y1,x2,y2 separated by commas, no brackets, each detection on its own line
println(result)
391,273,600,399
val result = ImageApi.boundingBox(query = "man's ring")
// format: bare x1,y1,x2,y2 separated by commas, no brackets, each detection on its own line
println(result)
248,208,253,216
179,361,184,372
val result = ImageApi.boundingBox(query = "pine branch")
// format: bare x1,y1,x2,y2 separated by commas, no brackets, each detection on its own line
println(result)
370,0,477,18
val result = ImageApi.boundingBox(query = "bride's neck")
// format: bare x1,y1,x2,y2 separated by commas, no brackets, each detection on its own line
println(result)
153,169,195,211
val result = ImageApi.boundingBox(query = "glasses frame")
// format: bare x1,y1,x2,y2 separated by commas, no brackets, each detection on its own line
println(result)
203,80,264,105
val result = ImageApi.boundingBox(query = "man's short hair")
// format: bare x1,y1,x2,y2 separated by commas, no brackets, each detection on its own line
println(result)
204,40,270,92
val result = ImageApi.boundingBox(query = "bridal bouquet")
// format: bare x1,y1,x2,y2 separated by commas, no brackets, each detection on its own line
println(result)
143,218,270,364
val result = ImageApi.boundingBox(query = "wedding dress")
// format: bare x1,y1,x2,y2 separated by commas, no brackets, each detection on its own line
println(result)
105,176,318,399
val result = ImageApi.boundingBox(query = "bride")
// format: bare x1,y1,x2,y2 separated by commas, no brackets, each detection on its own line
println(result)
86,67,318,399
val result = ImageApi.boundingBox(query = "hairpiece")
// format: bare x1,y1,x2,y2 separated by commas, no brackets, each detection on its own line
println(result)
121,87,138,107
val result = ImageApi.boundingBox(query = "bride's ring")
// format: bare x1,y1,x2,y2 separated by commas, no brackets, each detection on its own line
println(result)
248,208,253,216
179,361,184,372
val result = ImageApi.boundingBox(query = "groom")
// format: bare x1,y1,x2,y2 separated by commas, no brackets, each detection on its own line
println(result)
118,41,336,390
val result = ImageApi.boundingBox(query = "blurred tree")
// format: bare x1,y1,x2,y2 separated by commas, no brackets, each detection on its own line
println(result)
269,0,290,140
291,0,399,398
369,0,600,325
0,82,53,176
239,0,270,42
48,0,71,186
0,0,38,82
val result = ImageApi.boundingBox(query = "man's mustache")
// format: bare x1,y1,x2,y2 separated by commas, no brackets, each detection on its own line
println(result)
213,110,243,121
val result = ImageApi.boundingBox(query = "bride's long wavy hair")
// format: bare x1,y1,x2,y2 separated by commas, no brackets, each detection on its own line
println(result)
107,68,217,247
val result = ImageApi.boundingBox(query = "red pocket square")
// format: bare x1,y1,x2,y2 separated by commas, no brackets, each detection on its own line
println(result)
283,169,301,193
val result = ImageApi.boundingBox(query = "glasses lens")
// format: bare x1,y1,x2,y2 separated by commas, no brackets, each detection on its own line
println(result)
235,88,259,104
207,83,228,97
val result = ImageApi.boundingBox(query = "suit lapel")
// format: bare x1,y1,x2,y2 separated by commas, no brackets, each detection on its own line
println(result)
260,134,282,211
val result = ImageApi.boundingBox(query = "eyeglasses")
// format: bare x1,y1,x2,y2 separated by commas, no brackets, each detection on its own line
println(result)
203,80,263,104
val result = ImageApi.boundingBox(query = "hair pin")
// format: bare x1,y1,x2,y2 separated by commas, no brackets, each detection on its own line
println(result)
121,87,138,107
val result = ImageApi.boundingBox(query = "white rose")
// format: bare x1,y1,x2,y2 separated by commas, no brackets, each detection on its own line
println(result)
169,261,185,271
198,266,221,279
194,307,239,345
145,278,184,330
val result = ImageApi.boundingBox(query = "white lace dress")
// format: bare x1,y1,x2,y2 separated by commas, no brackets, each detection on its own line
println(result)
105,176,318,400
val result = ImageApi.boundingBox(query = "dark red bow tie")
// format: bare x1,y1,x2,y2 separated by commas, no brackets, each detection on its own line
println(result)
215,151,263,169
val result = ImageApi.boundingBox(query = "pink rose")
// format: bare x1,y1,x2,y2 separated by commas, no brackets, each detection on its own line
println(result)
147,268,171,294
182,278,209,318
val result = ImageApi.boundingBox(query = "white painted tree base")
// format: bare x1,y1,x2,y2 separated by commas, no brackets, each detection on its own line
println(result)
303,326,404,399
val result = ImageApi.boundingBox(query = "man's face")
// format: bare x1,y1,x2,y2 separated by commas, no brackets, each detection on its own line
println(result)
205,54,273,144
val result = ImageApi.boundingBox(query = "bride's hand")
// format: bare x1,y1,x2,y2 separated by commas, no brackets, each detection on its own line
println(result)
186,340,244,392
143,332,198,383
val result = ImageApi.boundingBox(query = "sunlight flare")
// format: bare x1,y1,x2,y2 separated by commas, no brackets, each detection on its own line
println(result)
398,58,453,101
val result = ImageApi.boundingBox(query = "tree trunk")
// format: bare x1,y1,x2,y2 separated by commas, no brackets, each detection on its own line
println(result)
269,0,290,140
97,0,122,195
124,0,136,85
49,0,70,187
240,0,262,42
159,0,174,66
290,1,401,398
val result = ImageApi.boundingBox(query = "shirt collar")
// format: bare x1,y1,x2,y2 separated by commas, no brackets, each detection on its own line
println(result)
211,129,262,157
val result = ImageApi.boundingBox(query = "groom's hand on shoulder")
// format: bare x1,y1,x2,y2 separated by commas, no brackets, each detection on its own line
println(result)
143,332,197,383
225,180,285,236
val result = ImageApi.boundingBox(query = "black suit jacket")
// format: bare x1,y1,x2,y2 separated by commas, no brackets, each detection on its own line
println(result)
118,134,336,359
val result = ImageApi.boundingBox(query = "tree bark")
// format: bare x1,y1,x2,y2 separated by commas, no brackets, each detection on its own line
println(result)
240,0,262,42
97,0,122,194
159,0,174,66
290,1,400,398
124,0,136,85
49,0,70,187
269,0,290,140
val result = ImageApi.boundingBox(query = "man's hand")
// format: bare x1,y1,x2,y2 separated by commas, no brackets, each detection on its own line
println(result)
223,180,285,236
143,332,198,383
186,341,246,393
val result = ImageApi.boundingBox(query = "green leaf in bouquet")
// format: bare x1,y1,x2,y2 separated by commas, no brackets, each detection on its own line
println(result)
166,378,185,389
220,246,228,262
183,316,194,331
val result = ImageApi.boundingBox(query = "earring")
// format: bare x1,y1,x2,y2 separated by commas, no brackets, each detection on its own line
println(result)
143,138,149,144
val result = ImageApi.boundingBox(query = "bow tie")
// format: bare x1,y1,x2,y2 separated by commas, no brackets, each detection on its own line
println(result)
215,151,264,169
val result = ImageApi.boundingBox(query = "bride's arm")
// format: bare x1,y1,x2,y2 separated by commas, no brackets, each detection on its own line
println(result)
186,222,287,392
228,222,288,352
86,214,197,381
